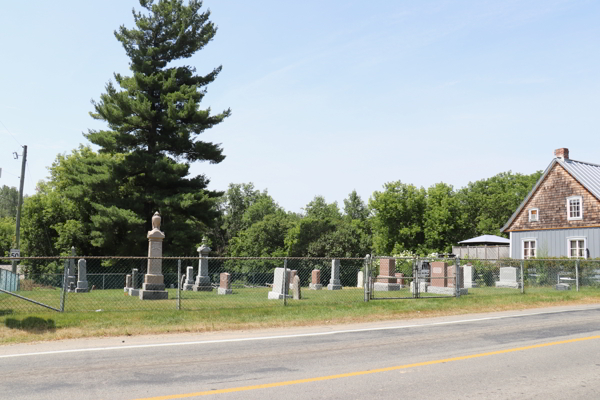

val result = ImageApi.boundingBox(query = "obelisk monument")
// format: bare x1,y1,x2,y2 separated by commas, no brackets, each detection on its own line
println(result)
139,212,169,300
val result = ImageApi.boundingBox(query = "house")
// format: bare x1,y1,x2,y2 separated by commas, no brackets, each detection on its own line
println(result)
501,148,600,259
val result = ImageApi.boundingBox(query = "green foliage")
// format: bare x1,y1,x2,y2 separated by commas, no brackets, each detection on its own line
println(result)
0,185,19,219
369,181,427,255
0,217,15,258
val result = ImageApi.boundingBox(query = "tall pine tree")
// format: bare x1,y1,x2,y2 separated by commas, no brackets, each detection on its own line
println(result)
85,0,230,255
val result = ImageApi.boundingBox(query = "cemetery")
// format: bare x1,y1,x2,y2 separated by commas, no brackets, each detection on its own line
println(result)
2,213,600,314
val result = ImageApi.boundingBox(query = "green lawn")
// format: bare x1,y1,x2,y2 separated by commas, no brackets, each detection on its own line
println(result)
1,285,599,345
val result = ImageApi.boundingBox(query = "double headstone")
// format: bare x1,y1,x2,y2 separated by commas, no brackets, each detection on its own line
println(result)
495,267,521,289
327,260,342,290
218,272,232,295
309,269,322,290
374,258,401,291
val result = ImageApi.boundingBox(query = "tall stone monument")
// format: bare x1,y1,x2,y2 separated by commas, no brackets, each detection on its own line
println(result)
268,267,289,299
327,259,342,290
193,237,212,291
139,212,169,300
129,268,140,297
75,259,88,293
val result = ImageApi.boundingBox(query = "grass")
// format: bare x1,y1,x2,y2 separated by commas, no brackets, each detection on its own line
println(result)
1,286,599,345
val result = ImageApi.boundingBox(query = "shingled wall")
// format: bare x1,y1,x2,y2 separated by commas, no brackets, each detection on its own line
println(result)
506,163,600,232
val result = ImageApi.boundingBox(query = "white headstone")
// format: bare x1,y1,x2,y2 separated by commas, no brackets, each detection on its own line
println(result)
463,265,477,288
327,259,342,290
357,270,364,288
75,259,88,293
268,268,289,299
495,266,521,289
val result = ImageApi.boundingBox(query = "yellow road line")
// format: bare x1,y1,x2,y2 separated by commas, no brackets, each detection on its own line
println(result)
132,335,600,400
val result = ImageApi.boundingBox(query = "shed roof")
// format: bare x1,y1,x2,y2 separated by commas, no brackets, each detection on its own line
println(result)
458,235,510,245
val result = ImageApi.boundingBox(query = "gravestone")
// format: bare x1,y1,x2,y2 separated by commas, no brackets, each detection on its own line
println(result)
495,266,521,289
555,283,571,290
374,258,401,291
395,273,405,287
75,259,89,293
357,270,364,288
446,265,464,289
463,263,477,288
293,275,301,300
430,262,448,287
129,268,140,296
67,247,77,292
193,238,212,292
183,266,195,291
139,212,169,300
288,270,298,289
327,259,342,290
309,269,322,290
125,274,132,293
218,272,232,295
268,268,289,299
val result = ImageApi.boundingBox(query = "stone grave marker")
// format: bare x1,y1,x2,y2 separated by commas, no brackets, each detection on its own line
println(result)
374,258,400,291
357,270,364,288
129,268,140,296
293,275,301,300
309,269,322,290
327,259,342,290
193,238,212,292
183,266,195,291
268,268,289,299
288,270,298,289
218,272,232,295
430,262,447,287
75,259,89,293
125,274,132,293
139,212,169,300
395,273,405,288
495,266,521,289
463,263,477,288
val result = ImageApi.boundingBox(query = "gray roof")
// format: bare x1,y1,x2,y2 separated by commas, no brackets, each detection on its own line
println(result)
458,235,510,245
501,157,600,232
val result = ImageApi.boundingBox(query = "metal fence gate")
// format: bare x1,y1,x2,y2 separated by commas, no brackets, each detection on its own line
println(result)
367,257,462,300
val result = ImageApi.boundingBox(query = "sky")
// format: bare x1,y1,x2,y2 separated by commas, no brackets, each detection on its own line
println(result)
1,0,599,213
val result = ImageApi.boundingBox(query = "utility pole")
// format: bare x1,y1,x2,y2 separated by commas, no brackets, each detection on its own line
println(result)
12,145,27,274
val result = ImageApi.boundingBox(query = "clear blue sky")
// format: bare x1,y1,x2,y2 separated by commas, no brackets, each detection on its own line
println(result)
1,0,599,213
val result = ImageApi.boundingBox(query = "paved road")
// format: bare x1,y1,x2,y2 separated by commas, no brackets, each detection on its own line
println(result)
1,304,600,399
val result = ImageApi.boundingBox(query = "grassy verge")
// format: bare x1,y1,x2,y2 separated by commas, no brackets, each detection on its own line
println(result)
1,287,599,345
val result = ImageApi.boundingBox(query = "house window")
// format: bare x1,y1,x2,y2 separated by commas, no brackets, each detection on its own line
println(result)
528,208,539,222
567,196,583,221
522,239,536,259
568,237,587,258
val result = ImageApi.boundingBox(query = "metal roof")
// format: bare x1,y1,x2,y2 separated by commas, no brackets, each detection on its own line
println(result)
458,235,510,245
501,156,600,232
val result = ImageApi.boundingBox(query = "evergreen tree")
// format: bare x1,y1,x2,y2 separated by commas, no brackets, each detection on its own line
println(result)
83,0,230,255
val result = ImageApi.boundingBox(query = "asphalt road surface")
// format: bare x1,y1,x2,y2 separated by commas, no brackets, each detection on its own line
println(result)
1,304,600,400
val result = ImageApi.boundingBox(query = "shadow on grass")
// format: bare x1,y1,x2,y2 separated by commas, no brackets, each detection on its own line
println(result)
5,317,56,332
0,310,14,316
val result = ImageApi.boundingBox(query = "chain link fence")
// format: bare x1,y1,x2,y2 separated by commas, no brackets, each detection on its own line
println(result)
2,256,600,313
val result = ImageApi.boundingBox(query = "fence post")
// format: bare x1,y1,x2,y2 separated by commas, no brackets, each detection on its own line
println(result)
283,258,288,306
60,259,68,312
575,259,580,292
364,254,370,302
520,260,525,294
413,257,419,299
102,274,105,290
455,257,461,298
177,259,181,310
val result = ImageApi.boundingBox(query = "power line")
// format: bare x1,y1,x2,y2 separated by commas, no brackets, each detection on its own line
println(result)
0,118,22,147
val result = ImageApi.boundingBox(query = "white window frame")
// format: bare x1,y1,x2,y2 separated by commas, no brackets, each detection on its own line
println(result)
521,238,537,259
528,208,539,222
567,196,583,221
567,236,587,259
